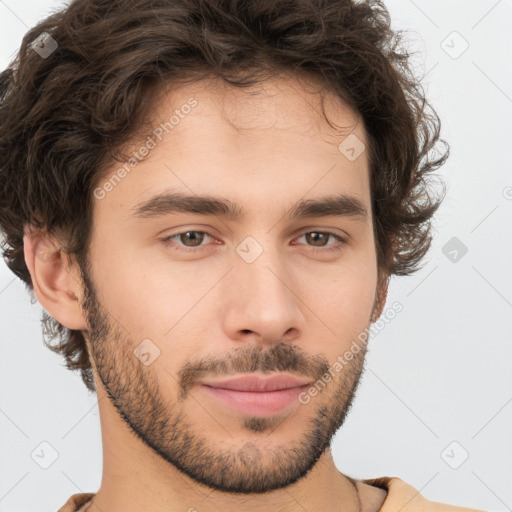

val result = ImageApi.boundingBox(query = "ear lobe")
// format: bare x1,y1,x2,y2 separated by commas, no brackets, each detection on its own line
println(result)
23,227,88,330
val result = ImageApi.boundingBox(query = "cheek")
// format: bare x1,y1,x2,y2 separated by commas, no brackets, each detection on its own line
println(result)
99,273,196,339
90,259,223,375
298,255,378,352
314,281,375,340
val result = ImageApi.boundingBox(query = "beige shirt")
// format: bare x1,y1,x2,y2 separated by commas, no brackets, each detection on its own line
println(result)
58,476,486,512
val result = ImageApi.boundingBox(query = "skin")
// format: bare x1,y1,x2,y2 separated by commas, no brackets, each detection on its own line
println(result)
23,71,390,512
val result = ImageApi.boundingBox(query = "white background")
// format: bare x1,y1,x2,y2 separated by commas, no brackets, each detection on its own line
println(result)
1,1,511,510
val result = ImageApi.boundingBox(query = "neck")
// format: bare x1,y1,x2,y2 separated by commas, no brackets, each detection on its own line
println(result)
89,444,362,512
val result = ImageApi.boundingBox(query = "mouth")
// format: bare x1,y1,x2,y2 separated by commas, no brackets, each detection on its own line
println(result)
197,374,313,416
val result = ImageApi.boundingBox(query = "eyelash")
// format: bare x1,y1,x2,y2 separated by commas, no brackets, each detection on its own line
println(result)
160,229,347,255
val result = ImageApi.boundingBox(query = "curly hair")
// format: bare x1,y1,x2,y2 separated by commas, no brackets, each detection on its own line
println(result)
0,0,449,393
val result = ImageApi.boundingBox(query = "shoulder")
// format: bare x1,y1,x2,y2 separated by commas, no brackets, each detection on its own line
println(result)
357,476,486,512
58,492,95,512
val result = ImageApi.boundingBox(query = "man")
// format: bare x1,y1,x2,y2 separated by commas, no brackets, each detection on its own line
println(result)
0,0,485,510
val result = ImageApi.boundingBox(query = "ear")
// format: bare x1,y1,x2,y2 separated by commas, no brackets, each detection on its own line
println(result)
371,271,390,323
23,226,88,330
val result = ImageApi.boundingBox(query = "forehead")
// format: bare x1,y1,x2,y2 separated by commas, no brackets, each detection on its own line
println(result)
92,71,371,226
148,71,365,147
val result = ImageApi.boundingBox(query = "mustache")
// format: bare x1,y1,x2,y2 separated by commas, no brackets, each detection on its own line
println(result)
177,342,331,400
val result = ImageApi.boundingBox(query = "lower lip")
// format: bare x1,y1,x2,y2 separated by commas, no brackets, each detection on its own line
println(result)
199,384,309,416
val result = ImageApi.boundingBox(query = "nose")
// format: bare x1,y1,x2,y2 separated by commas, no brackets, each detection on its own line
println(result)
221,244,305,346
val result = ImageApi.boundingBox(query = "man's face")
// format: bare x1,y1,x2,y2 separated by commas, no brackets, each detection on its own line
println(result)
80,73,384,494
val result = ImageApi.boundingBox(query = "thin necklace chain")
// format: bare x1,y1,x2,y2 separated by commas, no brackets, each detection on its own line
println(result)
347,475,362,512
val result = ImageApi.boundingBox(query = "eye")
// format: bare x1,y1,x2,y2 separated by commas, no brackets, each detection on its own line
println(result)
161,230,215,253
293,230,347,254
161,229,347,255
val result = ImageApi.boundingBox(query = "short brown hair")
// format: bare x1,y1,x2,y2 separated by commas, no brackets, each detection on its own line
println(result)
0,0,449,392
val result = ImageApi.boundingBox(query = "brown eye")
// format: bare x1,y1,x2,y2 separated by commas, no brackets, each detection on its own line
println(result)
178,231,206,247
161,230,214,252
304,232,330,247
294,231,347,254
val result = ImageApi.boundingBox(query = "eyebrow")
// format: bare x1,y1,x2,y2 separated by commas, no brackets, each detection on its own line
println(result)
131,191,369,222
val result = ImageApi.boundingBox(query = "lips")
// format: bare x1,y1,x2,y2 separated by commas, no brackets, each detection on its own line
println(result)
197,374,312,416
199,374,312,392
